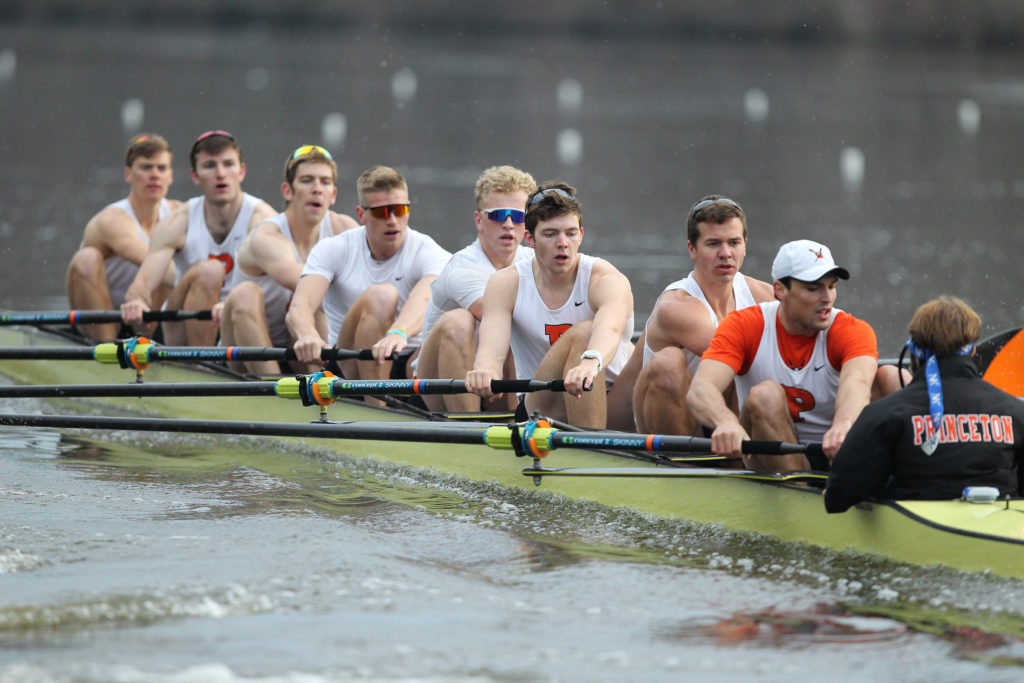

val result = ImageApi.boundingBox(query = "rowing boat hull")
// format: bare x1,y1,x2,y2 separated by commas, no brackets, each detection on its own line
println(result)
0,326,1021,579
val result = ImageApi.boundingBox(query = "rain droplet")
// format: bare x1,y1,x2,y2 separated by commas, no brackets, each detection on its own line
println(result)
0,48,16,83
120,98,145,133
557,128,583,166
245,67,270,91
557,78,583,113
392,67,417,105
744,88,769,122
958,99,981,135
321,112,347,149
839,146,865,193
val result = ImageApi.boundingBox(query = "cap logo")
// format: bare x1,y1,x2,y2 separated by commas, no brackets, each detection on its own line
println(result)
809,247,823,259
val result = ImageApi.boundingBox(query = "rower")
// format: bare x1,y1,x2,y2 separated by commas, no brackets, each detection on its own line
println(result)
121,130,276,346
686,239,906,472
415,165,537,413
632,195,774,437
66,133,181,342
219,144,358,375
466,182,635,430
286,165,451,389
825,296,1024,510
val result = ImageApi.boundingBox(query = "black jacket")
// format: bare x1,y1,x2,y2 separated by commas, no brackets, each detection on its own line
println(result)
825,355,1024,513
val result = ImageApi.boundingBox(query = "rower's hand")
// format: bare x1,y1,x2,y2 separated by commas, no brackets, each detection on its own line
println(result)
710,420,749,459
373,330,407,364
563,361,599,399
211,301,225,327
466,369,496,398
293,334,328,363
120,299,150,327
822,419,853,461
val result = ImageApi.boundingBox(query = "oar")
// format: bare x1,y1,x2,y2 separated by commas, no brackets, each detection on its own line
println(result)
0,310,212,325
0,378,568,400
0,413,818,460
0,342,382,366
522,465,827,484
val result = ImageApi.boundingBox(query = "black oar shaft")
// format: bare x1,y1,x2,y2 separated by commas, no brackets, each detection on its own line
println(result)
0,310,212,325
547,430,820,457
325,378,566,396
0,382,279,398
0,414,491,446
0,345,378,362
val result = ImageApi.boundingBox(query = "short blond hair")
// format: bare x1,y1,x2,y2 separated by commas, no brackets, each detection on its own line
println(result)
357,165,407,204
908,296,981,358
474,166,537,208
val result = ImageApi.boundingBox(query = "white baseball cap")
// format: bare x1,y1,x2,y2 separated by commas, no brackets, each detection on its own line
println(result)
771,239,850,282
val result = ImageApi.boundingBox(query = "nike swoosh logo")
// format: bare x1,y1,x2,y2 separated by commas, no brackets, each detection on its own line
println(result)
574,300,584,307
814,364,825,371
395,275,404,281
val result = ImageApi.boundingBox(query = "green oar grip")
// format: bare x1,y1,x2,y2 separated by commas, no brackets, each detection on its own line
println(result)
94,343,120,364
483,425,514,450
274,377,303,400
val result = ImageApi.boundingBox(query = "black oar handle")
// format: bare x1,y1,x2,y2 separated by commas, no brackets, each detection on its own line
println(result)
0,310,212,325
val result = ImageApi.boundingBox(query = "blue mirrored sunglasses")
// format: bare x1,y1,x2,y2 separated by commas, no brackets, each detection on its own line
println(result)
479,208,526,224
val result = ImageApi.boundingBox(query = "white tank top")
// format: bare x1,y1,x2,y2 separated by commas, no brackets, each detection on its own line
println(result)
736,301,841,444
642,271,757,377
230,212,334,347
99,198,172,307
174,193,260,300
510,254,633,382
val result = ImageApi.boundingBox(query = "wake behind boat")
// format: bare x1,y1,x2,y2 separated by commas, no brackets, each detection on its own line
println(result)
0,324,1021,580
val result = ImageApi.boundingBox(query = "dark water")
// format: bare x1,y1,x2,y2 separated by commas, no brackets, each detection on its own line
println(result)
3,17,1024,681
1,21,1024,353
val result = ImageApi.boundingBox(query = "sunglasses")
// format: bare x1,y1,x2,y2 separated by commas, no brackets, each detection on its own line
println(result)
527,187,575,208
690,197,740,215
363,203,410,219
478,208,526,224
291,144,332,160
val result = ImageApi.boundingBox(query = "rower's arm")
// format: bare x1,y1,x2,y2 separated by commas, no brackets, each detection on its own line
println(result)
823,354,876,459
95,208,150,265
285,274,331,362
371,274,437,363
568,263,632,394
241,225,303,289
390,275,436,339
467,268,516,396
687,358,748,456
122,208,187,309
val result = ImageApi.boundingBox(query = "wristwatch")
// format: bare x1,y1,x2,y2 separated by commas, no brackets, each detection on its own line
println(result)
579,349,604,372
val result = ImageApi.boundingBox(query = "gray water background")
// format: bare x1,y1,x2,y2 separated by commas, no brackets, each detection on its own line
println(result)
3,5,1024,681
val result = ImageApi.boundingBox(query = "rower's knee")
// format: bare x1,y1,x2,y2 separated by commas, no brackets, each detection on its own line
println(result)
66,247,104,283
223,281,265,323
434,308,476,343
186,259,228,293
744,381,788,420
872,364,907,399
644,347,691,389
356,284,400,321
